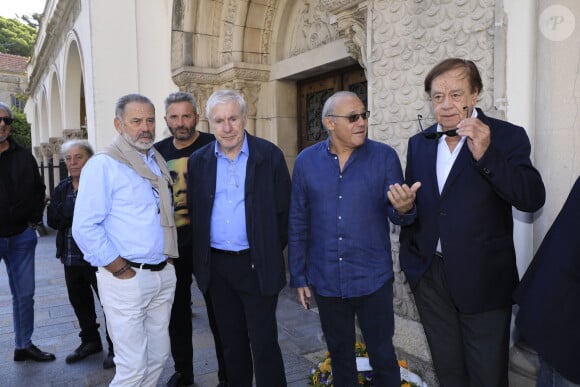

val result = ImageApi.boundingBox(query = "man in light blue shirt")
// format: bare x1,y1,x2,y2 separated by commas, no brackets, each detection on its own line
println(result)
73,94,178,387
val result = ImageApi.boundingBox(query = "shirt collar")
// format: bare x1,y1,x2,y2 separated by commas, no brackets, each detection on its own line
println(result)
137,147,156,161
214,132,249,159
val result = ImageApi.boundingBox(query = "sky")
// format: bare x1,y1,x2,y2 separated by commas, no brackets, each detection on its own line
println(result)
0,0,46,19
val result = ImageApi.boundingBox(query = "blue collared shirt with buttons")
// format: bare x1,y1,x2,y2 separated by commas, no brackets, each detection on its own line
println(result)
288,138,416,298
210,134,250,251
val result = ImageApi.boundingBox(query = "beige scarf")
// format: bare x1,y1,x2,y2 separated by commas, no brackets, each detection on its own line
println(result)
103,134,178,258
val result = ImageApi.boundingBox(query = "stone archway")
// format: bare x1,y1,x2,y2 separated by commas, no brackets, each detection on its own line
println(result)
170,0,369,167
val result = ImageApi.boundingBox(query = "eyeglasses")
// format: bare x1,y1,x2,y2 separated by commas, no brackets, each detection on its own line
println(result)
0,117,13,125
327,111,370,123
418,106,468,140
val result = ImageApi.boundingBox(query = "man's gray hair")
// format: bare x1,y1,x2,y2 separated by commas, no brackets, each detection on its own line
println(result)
115,94,154,120
321,91,359,130
205,90,247,121
164,92,198,114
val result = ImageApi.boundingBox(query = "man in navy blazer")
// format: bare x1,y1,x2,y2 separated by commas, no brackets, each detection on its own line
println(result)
399,58,545,386
187,90,290,386
514,177,580,386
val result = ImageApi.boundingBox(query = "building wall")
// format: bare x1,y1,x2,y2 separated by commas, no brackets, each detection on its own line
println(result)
25,0,177,154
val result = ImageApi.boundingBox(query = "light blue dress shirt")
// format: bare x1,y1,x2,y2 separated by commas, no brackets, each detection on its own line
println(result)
72,150,167,266
210,135,250,251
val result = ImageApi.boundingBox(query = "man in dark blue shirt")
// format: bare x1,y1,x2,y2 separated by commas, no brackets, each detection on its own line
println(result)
288,91,420,387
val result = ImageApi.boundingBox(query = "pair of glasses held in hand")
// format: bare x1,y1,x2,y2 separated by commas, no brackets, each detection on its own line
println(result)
418,106,468,140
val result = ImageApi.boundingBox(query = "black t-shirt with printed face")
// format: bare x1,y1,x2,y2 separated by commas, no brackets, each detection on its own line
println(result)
154,131,215,246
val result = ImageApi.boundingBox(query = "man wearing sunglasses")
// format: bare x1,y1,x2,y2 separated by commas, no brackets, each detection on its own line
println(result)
288,91,420,386
0,102,55,362
399,58,546,387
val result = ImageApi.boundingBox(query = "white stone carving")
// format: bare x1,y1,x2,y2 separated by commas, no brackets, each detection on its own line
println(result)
289,1,339,57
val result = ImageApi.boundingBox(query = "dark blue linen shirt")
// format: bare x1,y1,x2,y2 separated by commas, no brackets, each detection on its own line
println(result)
288,138,416,298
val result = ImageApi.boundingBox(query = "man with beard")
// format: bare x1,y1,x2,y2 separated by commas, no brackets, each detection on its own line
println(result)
154,92,227,387
73,94,178,386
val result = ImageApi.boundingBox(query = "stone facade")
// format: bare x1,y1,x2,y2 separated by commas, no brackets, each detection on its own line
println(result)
26,1,580,385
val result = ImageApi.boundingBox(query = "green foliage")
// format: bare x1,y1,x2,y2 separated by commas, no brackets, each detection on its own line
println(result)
10,109,31,149
0,16,38,57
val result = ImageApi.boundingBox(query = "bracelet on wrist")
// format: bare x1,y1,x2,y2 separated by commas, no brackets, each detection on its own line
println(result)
112,264,131,277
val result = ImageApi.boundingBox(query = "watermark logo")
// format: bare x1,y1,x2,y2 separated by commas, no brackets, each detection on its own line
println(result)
539,5,575,41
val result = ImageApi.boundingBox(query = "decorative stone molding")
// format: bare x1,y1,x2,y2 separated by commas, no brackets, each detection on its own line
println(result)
260,0,276,64
289,1,339,58
324,1,368,69
228,81,261,117
220,1,239,65
40,142,53,161
62,129,84,140
49,137,64,159
173,64,270,88
320,0,361,12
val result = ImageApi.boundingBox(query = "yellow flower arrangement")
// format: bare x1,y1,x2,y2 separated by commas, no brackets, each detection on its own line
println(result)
308,342,423,387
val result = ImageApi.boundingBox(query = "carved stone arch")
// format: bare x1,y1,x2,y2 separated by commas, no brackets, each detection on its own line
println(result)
217,0,276,66
218,0,244,65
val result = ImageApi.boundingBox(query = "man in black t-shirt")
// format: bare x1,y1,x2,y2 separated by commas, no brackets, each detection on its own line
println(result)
155,92,227,387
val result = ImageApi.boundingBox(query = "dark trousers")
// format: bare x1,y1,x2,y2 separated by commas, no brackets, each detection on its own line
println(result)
413,255,511,387
313,280,400,387
170,243,226,381
64,264,113,350
209,251,286,387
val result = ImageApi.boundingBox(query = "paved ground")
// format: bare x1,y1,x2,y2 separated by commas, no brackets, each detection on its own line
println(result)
0,229,327,386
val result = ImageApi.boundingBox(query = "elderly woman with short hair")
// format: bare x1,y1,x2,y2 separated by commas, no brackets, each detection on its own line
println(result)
47,139,114,369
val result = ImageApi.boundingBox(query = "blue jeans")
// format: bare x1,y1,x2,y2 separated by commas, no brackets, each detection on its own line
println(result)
0,227,37,349
537,357,580,387
313,280,400,387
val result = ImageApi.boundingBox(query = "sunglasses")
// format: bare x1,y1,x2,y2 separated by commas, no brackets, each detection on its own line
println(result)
0,117,13,125
327,111,370,123
418,106,468,140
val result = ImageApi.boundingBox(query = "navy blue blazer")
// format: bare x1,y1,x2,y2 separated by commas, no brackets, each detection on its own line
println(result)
400,108,545,313
514,177,580,384
186,132,291,296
